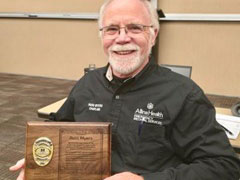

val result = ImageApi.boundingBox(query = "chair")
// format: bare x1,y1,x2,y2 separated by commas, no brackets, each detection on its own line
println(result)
160,64,192,78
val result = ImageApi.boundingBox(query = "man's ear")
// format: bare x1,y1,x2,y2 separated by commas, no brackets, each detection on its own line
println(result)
151,28,159,46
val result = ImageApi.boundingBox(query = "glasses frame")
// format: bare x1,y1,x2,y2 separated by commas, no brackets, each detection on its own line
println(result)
99,24,153,39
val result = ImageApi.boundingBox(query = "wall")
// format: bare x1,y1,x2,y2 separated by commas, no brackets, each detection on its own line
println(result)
158,21,240,96
0,0,104,13
159,0,240,13
0,19,105,79
0,0,239,97
157,0,240,96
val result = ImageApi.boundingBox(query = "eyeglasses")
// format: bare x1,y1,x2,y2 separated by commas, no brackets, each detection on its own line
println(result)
99,24,153,39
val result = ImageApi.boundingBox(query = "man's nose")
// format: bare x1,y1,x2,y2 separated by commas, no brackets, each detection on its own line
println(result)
115,28,131,44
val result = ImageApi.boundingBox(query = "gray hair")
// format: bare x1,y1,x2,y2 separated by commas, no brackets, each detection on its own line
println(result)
98,0,160,35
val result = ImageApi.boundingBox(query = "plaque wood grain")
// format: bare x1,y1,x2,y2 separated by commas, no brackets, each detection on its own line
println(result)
25,121,111,180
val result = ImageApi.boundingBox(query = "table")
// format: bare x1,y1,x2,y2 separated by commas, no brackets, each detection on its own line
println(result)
215,107,240,149
37,98,66,119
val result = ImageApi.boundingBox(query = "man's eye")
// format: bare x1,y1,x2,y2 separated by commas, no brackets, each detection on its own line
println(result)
128,24,143,33
105,27,119,33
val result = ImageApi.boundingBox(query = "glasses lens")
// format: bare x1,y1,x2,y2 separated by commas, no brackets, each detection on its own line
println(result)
104,25,119,35
127,24,144,34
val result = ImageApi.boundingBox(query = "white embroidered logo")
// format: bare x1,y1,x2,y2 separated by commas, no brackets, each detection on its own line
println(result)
147,103,154,110
88,103,103,112
133,103,164,125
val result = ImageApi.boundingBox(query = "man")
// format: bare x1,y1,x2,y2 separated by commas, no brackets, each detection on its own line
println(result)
10,0,240,179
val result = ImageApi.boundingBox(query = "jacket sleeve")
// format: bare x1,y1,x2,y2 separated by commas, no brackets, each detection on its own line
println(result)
54,96,75,121
142,88,240,180
54,77,85,122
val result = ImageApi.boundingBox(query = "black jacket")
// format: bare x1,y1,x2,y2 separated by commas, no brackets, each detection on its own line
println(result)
55,59,240,180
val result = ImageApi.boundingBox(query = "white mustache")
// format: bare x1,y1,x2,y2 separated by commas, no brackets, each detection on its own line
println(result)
110,44,139,52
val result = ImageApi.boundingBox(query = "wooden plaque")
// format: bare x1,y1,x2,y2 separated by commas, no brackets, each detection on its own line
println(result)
25,121,111,180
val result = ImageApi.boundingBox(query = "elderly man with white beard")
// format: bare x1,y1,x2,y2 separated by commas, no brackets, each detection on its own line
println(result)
9,0,240,179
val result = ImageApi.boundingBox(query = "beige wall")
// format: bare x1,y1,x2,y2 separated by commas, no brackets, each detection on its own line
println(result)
0,19,106,79
159,0,240,13
158,22,240,96
0,0,105,13
0,0,240,97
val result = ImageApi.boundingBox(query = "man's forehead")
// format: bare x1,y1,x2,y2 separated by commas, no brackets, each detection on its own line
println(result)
102,0,151,25
104,18,144,26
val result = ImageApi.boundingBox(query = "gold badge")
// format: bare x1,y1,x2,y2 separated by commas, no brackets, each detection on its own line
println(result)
33,137,53,166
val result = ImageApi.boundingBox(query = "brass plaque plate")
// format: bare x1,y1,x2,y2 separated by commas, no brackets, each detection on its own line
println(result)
25,121,111,180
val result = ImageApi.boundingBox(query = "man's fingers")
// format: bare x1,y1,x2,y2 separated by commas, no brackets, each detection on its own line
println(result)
16,168,25,180
103,172,144,180
9,159,25,180
9,159,25,171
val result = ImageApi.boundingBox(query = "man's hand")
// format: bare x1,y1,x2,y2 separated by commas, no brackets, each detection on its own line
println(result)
9,158,25,180
104,172,144,180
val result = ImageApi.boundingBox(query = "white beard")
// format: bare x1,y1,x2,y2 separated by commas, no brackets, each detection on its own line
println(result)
108,40,152,75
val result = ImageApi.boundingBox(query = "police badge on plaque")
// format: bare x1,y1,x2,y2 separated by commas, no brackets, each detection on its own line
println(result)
25,121,111,180
32,137,54,167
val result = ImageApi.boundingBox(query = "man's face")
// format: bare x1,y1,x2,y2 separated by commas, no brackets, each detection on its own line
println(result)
101,0,158,78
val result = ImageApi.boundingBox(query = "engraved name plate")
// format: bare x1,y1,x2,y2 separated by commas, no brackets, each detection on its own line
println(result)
25,121,111,180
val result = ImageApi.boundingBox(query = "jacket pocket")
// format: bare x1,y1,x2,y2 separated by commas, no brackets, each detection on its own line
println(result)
134,123,173,171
